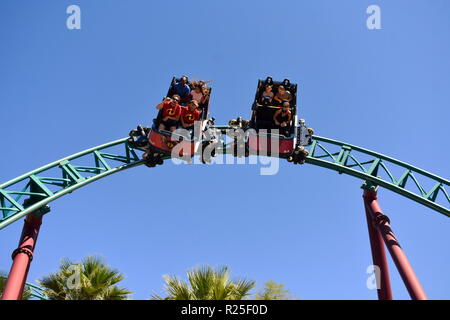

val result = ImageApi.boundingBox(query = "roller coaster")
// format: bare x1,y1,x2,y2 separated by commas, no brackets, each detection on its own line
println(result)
0,77,448,300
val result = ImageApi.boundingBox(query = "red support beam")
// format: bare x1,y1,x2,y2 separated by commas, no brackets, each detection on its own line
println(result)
363,189,427,300
1,213,43,300
363,196,393,300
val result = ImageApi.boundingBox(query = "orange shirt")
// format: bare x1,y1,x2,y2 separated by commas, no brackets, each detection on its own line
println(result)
162,102,181,119
181,107,201,125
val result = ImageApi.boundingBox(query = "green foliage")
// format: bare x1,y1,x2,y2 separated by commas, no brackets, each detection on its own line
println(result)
152,265,256,300
38,255,132,300
255,281,294,300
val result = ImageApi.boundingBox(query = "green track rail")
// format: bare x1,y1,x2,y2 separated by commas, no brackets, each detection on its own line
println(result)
306,136,449,216
25,282,48,300
0,134,448,231
0,138,144,230
0,277,47,300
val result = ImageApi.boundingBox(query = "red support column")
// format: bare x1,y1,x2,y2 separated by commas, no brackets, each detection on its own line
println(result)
363,193,393,300
1,213,43,300
364,189,427,300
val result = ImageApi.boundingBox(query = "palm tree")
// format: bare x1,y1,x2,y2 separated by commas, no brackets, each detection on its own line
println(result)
152,265,255,300
255,280,294,300
0,271,32,300
38,256,132,300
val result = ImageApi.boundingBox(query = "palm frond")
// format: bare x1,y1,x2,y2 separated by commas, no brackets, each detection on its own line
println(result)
163,274,192,300
38,255,130,300
156,265,255,301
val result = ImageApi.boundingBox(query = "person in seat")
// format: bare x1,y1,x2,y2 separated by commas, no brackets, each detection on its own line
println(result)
180,100,201,134
273,85,292,105
260,85,274,105
190,83,208,106
156,95,182,132
273,101,292,136
172,76,191,104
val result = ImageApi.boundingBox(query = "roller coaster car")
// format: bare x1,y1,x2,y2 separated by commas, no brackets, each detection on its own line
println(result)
246,78,293,156
247,77,313,161
145,76,212,163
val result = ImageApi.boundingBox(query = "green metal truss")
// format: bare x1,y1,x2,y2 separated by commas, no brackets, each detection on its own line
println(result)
306,136,449,217
0,276,48,300
0,133,448,231
25,282,48,300
0,138,144,230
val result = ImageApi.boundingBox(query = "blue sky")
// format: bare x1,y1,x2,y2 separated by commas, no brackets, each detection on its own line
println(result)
0,0,449,299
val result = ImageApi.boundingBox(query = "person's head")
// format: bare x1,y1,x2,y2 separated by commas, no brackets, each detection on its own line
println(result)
278,85,286,94
264,85,272,92
194,85,202,93
282,101,290,110
180,76,188,85
171,94,180,106
188,100,199,111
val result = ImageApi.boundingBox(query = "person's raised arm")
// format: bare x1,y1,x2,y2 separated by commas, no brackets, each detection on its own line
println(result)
156,97,171,110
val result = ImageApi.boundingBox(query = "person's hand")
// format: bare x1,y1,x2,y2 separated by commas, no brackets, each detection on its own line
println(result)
281,122,286,127
164,97,171,102
163,117,169,121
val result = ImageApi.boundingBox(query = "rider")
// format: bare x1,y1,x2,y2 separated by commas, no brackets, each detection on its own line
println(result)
180,100,201,134
172,76,191,105
273,85,292,106
156,95,182,132
273,101,292,136
260,85,274,105
190,83,208,107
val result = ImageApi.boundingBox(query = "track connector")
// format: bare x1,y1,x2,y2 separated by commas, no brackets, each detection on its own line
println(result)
361,181,379,192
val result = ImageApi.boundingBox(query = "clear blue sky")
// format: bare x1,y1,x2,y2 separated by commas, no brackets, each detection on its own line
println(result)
1,0,449,299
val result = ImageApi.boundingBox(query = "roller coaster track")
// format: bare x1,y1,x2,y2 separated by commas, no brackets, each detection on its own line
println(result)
0,277,47,300
0,133,448,232
24,282,47,300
